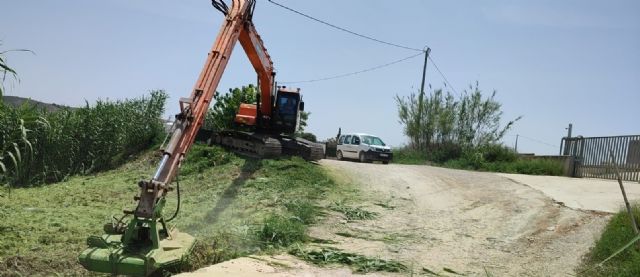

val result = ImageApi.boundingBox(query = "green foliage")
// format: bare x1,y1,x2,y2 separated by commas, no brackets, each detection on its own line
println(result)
480,143,518,163
396,82,521,151
0,145,349,275
0,91,167,187
297,111,310,133
204,85,257,131
257,215,307,247
330,202,377,220
181,234,245,272
490,159,564,175
285,199,319,225
0,42,33,97
392,147,431,165
291,247,408,273
579,206,640,277
296,132,317,142
203,84,309,133
180,144,231,175
394,144,564,176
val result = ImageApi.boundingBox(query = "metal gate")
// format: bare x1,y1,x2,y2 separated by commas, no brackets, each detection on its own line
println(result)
561,135,640,181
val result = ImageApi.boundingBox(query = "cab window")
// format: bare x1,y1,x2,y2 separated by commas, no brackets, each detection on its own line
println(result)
277,96,298,115
351,136,360,145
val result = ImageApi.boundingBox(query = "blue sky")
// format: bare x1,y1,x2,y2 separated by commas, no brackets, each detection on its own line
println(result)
2,0,639,154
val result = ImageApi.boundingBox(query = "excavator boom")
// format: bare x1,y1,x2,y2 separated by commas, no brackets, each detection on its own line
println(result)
76,0,313,276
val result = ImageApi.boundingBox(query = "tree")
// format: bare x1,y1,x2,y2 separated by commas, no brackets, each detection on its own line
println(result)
204,85,257,131
204,84,309,133
396,82,521,150
297,111,310,133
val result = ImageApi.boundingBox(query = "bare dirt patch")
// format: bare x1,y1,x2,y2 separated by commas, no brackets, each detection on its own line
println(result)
183,160,611,276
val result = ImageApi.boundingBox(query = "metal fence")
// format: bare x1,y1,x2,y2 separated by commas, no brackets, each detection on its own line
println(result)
561,135,640,181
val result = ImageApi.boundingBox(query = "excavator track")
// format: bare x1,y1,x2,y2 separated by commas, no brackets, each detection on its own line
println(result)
212,131,324,161
279,135,325,161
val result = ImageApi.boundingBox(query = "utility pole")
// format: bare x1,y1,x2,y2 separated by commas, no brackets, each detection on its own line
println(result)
515,134,519,153
561,123,573,155
416,47,431,150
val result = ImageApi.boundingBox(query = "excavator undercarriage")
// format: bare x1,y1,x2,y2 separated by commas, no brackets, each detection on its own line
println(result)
213,131,324,161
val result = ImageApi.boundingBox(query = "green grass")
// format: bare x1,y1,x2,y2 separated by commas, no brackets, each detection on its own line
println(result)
392,147,432,165
578,205,640,277
0,144,347,276
393,146,564,176
257,215,307,247
444,157,564,176
285,199,320,225
290,247,408,273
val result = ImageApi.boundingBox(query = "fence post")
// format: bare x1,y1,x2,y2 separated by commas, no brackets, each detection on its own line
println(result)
609,149,640,235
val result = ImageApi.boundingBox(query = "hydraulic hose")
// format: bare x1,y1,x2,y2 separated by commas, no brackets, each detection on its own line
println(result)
165,173,181,222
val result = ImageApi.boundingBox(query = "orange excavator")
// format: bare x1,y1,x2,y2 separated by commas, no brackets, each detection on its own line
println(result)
78,0,322,275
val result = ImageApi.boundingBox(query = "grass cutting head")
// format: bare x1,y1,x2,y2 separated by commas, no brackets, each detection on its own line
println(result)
78,180,195,276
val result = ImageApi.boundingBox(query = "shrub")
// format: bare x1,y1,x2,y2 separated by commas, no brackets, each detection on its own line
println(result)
480,144,517,163
392,146,430,165
427,142,463,163
396,82,521,150
396,144,563,176
297,132,317,142
0,90,168,187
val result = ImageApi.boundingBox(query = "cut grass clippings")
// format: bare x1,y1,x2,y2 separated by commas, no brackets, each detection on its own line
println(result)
0,144,350,276
330,202,377,221
290,246,407,273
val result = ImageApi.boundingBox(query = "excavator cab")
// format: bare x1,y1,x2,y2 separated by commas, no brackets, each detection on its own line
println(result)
234,86,303,135
272,86,303,134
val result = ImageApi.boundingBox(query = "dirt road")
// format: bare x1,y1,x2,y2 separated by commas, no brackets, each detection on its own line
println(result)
182,160,638,276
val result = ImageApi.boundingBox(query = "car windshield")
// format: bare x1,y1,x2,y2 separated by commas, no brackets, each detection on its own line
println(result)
362,135,385,146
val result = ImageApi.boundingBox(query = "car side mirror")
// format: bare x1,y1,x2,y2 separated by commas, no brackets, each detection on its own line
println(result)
299,101,305,111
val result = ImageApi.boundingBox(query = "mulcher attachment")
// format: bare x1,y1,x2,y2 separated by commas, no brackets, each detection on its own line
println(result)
78,216,195,276
79,180,195,276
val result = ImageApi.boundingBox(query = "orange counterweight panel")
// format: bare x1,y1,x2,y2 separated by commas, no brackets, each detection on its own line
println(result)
235,103,257,126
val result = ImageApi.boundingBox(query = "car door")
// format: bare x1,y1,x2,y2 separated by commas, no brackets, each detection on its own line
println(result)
340,135,352,158
350,135,362,158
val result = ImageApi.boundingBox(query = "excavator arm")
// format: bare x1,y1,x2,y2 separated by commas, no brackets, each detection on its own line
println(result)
153,0,267,188
239,20,276,119
78,1,280,275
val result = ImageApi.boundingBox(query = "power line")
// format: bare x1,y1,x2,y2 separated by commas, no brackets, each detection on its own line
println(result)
279,52,423,84
428,56,460,96
268,0,461,93
267,0,423,52
508,134,559,149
